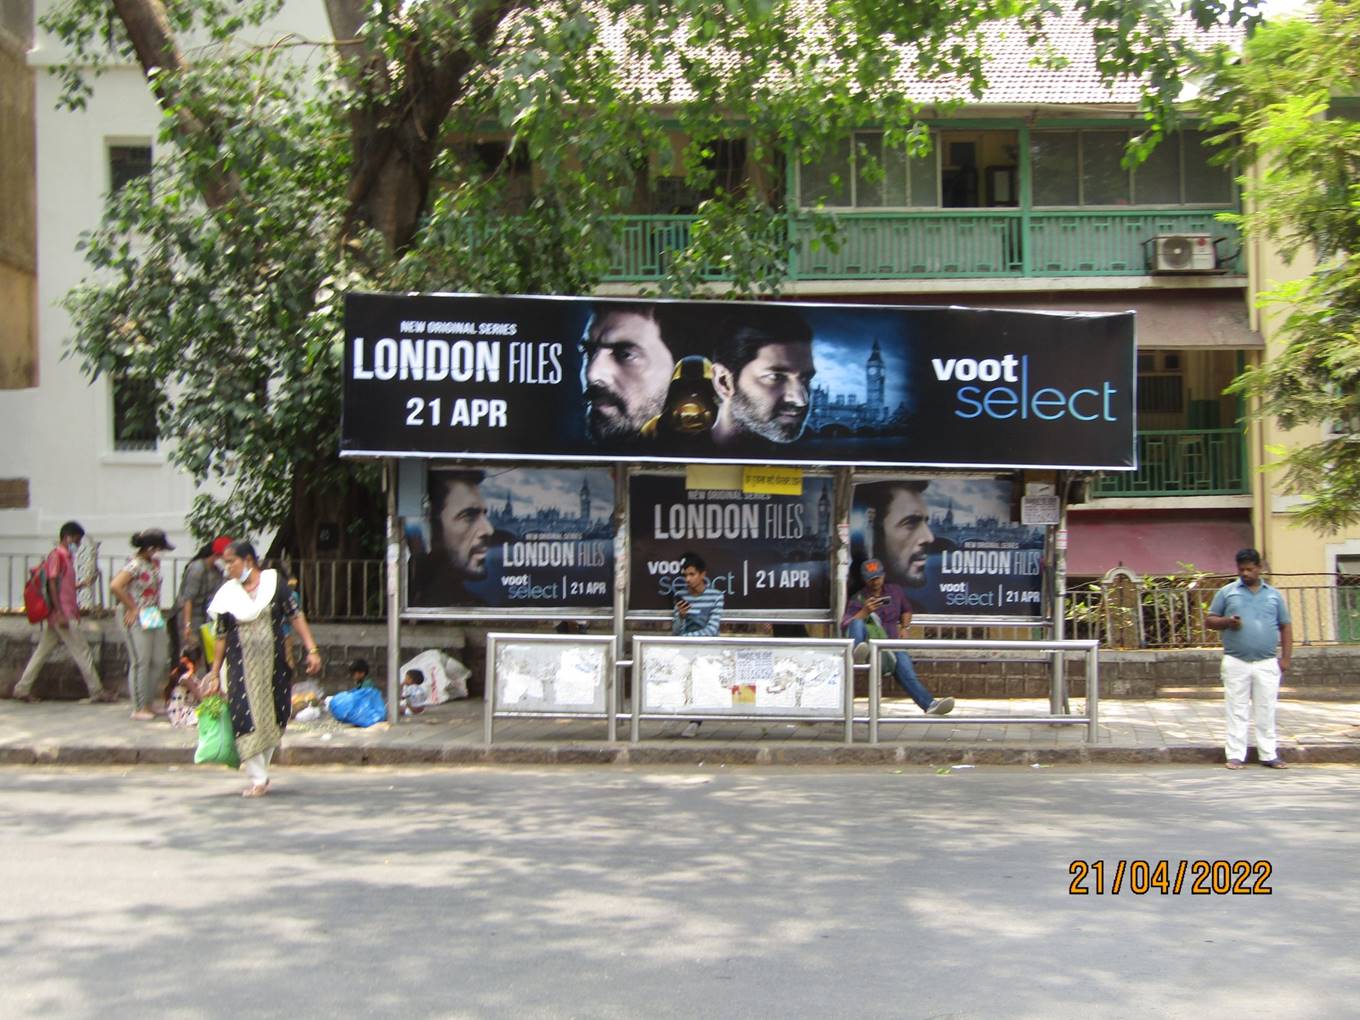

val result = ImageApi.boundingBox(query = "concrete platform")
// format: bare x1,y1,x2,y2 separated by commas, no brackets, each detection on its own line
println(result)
4,693,1360,767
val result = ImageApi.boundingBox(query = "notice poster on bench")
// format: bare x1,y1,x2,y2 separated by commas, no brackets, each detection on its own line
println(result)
494,639,610,714
636,639,847,717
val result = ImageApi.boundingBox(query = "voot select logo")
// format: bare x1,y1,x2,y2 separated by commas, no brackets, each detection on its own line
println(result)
931,355,1120,422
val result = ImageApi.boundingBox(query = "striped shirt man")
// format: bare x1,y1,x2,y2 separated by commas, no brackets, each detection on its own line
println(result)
672,583,724,637
672,553,724,637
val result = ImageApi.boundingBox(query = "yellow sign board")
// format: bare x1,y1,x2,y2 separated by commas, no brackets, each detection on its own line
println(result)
685,464,743,490
743,466,804,495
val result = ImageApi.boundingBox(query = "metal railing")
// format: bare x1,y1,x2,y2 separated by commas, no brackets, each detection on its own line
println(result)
1091,428,1249,497
865,638,1100,742
603,209,1241,281
0,553,386,623
1066,575,1355,648
793,210,1022,278
7,551,1350,649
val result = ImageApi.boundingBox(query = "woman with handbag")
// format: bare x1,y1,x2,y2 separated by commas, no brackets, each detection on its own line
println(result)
202,540,323,798
110,529,175,721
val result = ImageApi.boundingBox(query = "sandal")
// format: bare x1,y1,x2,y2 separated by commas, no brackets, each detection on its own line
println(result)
241,781,271,798
1224,759,1245,770
130,709,156,721
90,690,119,704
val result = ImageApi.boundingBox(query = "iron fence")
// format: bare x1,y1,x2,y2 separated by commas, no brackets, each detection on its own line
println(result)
4,551,1351,646
1065,574,1354,648
0,552,386,623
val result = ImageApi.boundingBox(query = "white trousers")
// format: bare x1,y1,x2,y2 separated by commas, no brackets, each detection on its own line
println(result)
16,622,104,698
1222,654,1280,762
243,747,275,786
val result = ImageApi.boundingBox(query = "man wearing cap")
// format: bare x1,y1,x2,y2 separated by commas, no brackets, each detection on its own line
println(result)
841,558,953,716
173,535,232,658
11,521,113,703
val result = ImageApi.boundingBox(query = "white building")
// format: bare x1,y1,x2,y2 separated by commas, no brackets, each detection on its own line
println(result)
0,1,326,559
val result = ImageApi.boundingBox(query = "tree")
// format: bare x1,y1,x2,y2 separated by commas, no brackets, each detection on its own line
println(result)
43,0,1257,555
1195,0,1360,532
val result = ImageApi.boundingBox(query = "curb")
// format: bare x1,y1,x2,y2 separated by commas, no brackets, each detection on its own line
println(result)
3,741,1359,767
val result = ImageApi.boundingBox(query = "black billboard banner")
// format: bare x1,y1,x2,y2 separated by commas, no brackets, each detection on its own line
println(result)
342,293,1135,470
628,474,834,612
406,466,614,610
850,478,1045,618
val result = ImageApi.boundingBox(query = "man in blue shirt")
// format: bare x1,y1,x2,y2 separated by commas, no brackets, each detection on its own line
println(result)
1206,548,1293,770
672,551,724,737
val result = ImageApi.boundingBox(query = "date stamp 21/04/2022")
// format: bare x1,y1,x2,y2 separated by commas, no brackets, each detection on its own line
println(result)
1069,859,1272,896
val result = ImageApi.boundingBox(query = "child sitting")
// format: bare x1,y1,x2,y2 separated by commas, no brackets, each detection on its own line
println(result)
164,643,203,728
400,668,431,716
349,658,381,691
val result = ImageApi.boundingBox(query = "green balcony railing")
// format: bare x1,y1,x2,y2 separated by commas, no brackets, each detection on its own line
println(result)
1091,428,1249,498
603,209,1240,281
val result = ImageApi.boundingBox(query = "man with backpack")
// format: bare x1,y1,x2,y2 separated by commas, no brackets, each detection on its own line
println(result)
12,521,114,703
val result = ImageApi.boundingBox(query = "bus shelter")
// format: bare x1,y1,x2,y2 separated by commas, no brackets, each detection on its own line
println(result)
339,293,1135,738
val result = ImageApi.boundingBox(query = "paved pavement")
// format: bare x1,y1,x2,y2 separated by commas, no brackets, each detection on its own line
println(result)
4,693,1360,766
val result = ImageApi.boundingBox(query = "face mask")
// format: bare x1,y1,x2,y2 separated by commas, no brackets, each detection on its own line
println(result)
239,567,253,584
213,559,225,572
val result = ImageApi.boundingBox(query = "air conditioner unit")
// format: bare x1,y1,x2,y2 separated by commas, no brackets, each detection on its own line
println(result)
1150,233,1217,272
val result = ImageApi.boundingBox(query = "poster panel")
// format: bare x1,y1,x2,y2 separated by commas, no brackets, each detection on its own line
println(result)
493,639,610,714
406,465,614,609
342,293,1135,470
637,640,847,717
850,477,1045,618
628,474,834,612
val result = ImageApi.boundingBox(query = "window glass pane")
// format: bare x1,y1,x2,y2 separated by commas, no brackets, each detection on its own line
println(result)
1134,134,1180,204
109,145,152,195
1030,132,1078,205
854,131,885,207
880,141,909,206
112,373,158,452
800,138,851,206
1082,131,1131,205
1183,130,1233,204
908,147,938,206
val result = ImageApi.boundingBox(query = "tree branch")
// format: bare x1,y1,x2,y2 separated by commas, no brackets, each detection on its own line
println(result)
110,0,240,209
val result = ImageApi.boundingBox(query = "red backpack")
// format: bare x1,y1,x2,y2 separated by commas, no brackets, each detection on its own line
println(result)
23,560,51,624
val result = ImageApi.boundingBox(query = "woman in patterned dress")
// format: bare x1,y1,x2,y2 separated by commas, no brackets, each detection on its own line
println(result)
202,541,322,797
110,529,175,720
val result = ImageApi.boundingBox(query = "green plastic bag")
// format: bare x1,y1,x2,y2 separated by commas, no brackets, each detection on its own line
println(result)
865,617,898,676
194,695,240,769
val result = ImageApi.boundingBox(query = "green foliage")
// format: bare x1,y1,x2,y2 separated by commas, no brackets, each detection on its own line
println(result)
1195,0,1360,531
1067,562,1218,647
43,0,1258,546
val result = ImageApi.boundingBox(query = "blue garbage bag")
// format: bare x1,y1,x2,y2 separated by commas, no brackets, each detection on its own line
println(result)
329,686,386,727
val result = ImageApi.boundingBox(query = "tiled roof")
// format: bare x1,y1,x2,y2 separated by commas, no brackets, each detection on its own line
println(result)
593,3,1244,108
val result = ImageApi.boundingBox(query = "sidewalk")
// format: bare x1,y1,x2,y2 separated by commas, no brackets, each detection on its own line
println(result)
4,695,1360,767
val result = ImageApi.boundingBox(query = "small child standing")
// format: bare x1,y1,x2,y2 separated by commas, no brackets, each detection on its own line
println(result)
400,668,431,716
165,642,203,728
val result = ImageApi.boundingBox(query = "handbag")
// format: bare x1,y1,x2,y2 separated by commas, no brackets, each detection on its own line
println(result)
138,605,166,630
194,695,240,769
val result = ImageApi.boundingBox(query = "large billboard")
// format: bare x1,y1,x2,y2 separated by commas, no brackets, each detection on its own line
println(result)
627,474,835,612
850,477,1045,618
405,466,614,610
342,293,1135,470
